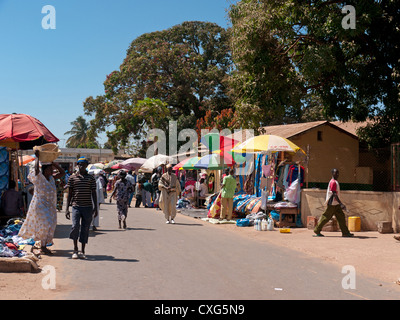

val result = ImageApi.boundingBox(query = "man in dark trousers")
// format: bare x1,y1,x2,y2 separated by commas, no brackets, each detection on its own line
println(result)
314,169,354,237
65,157,98,259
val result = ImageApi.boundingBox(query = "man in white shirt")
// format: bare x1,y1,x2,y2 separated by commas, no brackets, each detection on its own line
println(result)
314,169,354,237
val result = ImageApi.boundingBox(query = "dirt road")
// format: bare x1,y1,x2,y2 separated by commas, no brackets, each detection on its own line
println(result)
2,203,400,300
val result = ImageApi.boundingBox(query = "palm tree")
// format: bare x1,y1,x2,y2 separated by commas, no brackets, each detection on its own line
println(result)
64,116,97,148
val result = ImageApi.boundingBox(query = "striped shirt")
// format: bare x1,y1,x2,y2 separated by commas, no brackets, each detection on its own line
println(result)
66,173,96,207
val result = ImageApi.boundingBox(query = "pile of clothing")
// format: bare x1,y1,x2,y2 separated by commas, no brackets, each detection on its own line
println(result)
0,218,34,258
207,192,263,219
176,198,191,209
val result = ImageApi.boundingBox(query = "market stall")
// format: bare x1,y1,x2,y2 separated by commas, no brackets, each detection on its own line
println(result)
0,114,59,189
231,134,307,227
203,134,307,227
0,114,60,267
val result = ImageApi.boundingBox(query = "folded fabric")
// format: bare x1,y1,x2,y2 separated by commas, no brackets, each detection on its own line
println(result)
274,201,297,208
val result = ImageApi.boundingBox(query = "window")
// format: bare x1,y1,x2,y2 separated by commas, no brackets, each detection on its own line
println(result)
317,131,323,141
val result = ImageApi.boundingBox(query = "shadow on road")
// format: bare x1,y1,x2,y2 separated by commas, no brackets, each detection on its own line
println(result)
51,249,140,263
172,222,203,227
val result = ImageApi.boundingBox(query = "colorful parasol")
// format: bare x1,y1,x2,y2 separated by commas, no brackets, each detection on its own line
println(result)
119,158,147,171
231,135,305,154
201,133,239,153
173,156,200,171
192,153,235,170
19,155,36,166
0,113,59,150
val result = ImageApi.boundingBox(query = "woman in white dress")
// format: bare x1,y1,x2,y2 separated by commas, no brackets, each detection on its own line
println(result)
18,150,65,255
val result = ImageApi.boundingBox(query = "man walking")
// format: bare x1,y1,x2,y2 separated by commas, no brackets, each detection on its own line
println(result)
314,169,354,237
158,164,181,224
65,157,98,259
220,168,236,221
142,180,153,208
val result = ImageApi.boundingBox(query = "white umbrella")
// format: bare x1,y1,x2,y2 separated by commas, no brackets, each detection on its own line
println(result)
119,157,147,171
141,154,174,171
93,163,105,169
111,168,128,175
88,163,105,171
88,168,104,175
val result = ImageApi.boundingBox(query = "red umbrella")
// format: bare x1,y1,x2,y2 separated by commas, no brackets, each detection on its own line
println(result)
0,114,59,150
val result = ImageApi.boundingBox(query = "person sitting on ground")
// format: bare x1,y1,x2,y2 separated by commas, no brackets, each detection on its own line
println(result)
0,181,24,217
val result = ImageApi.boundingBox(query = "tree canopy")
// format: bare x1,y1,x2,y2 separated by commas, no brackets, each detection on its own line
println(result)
84,21,233,152
228,0,400,144
82,3,400,152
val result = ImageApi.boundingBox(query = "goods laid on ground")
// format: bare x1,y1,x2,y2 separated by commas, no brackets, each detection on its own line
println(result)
0,218,39,272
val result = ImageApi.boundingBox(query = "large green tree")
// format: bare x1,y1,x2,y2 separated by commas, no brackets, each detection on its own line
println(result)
229,0,400,144
84,21,233,152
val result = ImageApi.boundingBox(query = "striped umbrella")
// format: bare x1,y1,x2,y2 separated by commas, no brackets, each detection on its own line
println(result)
173,156,201,170
192,153,235,170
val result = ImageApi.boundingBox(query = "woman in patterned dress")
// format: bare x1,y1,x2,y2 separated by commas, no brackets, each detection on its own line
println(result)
18,150,65,255
109,171,133,229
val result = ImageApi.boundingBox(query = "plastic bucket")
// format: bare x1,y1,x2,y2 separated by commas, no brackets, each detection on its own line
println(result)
348,216,361,232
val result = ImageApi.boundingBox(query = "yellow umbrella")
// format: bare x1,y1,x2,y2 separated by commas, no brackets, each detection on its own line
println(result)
231,135,305,154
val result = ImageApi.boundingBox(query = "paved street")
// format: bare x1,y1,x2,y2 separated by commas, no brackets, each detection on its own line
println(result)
45,202,400,300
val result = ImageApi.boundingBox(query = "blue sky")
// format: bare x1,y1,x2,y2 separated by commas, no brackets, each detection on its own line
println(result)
0,0,235,146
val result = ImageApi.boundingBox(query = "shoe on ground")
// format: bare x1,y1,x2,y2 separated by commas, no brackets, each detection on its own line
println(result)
313,232,324,237
166,220,170,224
72,252,79,259
79,252,87,259
171,219,175,224
342,233,354,237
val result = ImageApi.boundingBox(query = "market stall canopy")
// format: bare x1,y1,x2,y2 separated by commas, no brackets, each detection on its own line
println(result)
141,154,174,171
110,168,128,175
0,114,59,150
87,163,105,171
174,156,201,170
88,168,105,175
231,134,305,154
91,163,105,169
19,155,35,166
192,153,235,170
119,157,146,171
104,160,123,171
201,133,239,153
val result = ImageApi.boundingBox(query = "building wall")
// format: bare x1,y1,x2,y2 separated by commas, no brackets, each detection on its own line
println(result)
22,147,115,172
301,189,400,232
289,125,359,185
